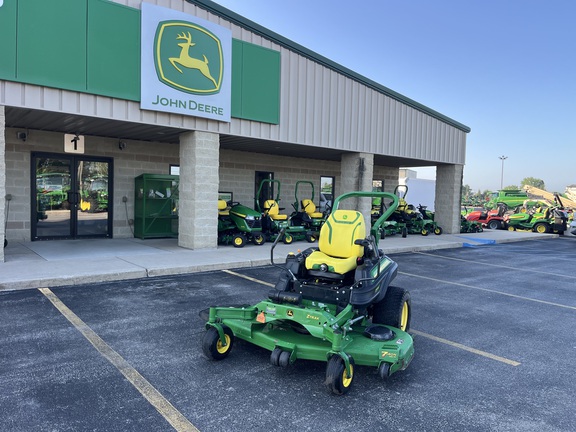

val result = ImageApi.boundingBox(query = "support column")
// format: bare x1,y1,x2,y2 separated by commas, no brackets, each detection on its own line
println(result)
340,152,374,229
178,131,219,249
434,164,463,234
0,105,6,262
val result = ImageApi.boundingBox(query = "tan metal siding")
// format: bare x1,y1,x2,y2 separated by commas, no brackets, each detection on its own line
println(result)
3,0,467,166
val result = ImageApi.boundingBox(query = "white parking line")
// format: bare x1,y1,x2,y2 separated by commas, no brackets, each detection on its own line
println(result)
38,288,199,432
414,251,576,280
399,271,576,311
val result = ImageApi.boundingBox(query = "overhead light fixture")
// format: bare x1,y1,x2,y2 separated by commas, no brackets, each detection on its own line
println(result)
17,131,27,142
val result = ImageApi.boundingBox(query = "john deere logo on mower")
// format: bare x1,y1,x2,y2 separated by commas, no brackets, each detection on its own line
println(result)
154,21,223,95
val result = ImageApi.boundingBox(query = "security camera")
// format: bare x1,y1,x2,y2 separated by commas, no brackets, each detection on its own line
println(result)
17,132,27,142
118,141,126,150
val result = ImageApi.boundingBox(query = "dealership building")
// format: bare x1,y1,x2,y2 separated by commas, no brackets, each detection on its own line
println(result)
0,0,470,262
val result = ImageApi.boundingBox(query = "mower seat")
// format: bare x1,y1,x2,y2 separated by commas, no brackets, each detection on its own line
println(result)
305,210,366,275
264,200,288,220
218,199,229,216
301,199,324,219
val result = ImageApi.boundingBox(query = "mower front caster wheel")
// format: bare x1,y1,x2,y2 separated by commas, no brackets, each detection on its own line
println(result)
378,362,391,379
270,348,291,367
325,355,355,395
202,326,234,360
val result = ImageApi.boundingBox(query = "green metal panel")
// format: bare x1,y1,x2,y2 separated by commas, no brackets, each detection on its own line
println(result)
87,0,140,101
231,40,280,124
0,0,17,79
231,39,244,118
17,0,87,92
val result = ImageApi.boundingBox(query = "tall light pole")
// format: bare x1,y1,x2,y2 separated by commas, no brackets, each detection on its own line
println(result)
499,155,508,190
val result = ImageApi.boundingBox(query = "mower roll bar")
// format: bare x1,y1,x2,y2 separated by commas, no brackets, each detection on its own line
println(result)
332,191,399,241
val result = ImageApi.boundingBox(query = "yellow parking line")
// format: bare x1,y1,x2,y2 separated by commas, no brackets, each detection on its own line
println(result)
223,270,521,366
223,269,275,287
38,288,199,432
399,271,576,311
411,329,521,366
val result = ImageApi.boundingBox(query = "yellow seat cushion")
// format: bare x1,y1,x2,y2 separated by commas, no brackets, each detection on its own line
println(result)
305,210,366,274
218,199,229,216
264,199,288,220
301,199,324,219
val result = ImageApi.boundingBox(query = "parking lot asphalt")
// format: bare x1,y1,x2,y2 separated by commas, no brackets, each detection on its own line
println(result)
1,235,575,431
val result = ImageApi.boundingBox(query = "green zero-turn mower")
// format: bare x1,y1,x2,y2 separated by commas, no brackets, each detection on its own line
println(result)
256,179,313,244
201,191,414,395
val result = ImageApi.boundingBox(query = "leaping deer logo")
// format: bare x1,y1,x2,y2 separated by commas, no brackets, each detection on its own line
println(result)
169,32,217,89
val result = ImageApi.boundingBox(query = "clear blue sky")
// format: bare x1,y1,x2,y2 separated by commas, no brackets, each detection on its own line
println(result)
211,0,575,193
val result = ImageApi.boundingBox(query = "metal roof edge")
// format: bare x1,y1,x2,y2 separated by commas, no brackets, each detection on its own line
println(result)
187,0,471,134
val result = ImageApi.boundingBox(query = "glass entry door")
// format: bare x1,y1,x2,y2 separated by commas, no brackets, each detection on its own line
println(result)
32,153,113,240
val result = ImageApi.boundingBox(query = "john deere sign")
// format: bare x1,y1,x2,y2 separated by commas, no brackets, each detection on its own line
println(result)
141,3,231,122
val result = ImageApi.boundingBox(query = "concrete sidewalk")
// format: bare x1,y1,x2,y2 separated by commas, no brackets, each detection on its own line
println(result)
0,230,557,291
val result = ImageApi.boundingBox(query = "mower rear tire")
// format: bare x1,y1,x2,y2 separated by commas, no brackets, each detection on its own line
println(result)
202,326,234,361
233,234,247,248
372,286,411,332
533,223,549,234
401,227,408,238
487,220,501,230
252,234,265,245
325,355,355,395
305,233,317,243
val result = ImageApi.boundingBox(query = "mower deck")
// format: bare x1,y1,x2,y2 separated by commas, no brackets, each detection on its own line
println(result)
206,299,414,375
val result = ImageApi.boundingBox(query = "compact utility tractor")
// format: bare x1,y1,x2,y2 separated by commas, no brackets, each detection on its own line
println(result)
201,191,414,395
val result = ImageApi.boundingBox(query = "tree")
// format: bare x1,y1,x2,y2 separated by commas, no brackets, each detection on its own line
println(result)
521,177,546,190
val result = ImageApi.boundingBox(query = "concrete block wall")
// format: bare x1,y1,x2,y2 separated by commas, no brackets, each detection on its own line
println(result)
178,131,219,249
3,128,178,241
435,164,463,234
219,149,341,211
373,165,401,193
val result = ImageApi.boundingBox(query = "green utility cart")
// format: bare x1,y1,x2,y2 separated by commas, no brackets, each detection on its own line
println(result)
134,174,179,239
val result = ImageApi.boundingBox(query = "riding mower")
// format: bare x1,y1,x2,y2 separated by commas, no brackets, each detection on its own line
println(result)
201,191,414,395
371,195,407,238
217,199,266,247
288,180,327,241
256,179,314,244
388,185,442,236
504,202,568,234
465,205,505,230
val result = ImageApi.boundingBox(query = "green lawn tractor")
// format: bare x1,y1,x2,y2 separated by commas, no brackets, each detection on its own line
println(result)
504,204,568,234
217,199,266,247
256,179,314,244
201,191,414,395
